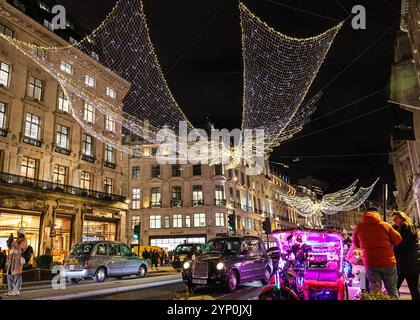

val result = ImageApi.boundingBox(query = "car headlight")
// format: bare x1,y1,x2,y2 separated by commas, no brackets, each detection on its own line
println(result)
183,261,191,269
216,262,224,270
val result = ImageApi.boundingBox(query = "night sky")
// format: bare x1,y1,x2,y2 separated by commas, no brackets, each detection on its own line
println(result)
56,0,401,198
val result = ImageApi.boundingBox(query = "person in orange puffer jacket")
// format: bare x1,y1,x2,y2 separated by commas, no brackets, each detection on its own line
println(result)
353,207,402,298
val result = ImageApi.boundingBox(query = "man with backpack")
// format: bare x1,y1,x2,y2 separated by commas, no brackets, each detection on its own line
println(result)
4,227,30,296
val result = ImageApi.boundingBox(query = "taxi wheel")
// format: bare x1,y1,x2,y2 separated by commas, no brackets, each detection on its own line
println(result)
261,268,271,286
70,278,81,284
94,267,107,283
226,271,238,292
138,265,147,278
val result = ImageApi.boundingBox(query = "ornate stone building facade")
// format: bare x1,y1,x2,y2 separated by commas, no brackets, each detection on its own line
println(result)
389,0,420,226
0,0,129,262
121,141,299,251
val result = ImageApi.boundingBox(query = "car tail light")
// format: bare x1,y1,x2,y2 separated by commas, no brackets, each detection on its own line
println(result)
83,260,89,269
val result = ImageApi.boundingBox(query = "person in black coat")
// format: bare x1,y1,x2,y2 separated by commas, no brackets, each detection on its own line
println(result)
392,211,420,300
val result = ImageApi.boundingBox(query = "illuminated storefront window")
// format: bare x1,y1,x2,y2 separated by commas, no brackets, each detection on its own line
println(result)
0,212,40,256
150,237,206,251
82,220,116,241
52,217,71,263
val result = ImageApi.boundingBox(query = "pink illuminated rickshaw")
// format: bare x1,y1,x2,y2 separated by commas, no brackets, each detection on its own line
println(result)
259,229,348,300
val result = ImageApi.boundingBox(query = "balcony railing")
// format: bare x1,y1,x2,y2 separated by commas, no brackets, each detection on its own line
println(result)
215,199,226,206
171,199,182,208
23,136,42,147
55,146,71,156
192,199,204,207
81,154,95,163
150,201,162,208
0,129,8,137
0,171,126,202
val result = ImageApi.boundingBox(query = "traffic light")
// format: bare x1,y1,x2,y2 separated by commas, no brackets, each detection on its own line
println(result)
262,218,272,235
228,213,236,232
133,224,140,240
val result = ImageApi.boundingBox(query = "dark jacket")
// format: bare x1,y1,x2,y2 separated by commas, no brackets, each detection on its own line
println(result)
394,222,420,275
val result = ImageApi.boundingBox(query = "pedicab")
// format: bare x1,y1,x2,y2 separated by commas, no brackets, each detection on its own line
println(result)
259,228,348,300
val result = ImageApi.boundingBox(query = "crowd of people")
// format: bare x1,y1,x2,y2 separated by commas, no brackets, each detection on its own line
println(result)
348,207,420,300
141,248,171,270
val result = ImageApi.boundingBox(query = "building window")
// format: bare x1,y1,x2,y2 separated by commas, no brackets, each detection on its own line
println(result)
194,213,206,227
242,191,247,210
0,62,11,87
172,164,181,177
163,216,170,229
20,157,37,179
151,187,161,208
13,0,25,11
80,172,92,190
57,91,69,112
171,186,182,207
0,24,14,37
85,75,95,87
39,2,50,11
215,185,225,206
28,76,43,100
53,165,68,186
43,19,54,31
106,87,116,99
150,215,161,229
105,115,115,132
25,113,41,140
151,165,160,178
82,134,94,156
132,188,141,209
69,37,78,45
185,215,191,228
60,60,73,75
131,216,140,231
192,164,201,176
83,102,94,123
104,177,113,194
0,102,6,129
173,214,182,228
56,124,70,149
32,46,46,59
192,185,203,206
214,164,224,176
215,212,225,227
132,166,140,179
91,51,99,61
104,144,114,164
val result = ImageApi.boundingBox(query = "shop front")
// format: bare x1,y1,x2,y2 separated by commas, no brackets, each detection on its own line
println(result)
83,215,119,242
0,210,41,256
149,235,207,251
51,215,72,263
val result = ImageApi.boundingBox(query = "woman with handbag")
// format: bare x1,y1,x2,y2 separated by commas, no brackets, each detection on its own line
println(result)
4,227,28,296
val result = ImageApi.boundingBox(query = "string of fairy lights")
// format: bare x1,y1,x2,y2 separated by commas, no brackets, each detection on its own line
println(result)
279,178,379,217
0,0,379,214
239,2,343,153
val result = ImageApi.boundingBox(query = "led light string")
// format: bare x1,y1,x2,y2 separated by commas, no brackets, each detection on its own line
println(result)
239,2,343,153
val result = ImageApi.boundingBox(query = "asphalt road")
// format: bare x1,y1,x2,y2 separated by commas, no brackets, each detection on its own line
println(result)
84,281,264,300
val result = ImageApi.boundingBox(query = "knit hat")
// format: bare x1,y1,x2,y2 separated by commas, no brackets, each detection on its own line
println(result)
17,227,26,235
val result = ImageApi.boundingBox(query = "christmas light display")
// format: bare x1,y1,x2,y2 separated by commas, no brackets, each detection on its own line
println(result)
239,2,343,152
279,179,379,217
0,0,343,167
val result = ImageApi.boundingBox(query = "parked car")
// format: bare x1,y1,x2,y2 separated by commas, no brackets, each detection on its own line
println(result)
63,241,148,283
172,243,208,271
182,236,272,292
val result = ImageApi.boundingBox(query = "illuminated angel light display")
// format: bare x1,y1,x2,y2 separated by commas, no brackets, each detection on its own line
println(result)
279,179,379,217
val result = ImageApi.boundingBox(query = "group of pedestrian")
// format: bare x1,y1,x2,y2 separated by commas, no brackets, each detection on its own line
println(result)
142,248,169,270
350,207,420,300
